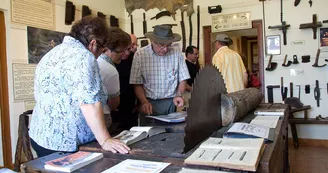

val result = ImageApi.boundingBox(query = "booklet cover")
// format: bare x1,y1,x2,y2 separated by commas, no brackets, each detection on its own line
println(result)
44,151,103,172
102,159,170,173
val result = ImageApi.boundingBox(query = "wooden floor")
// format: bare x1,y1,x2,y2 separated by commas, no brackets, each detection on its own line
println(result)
289,144,328,173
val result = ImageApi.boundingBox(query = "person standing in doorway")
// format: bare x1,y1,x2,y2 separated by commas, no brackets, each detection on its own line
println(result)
185,46,200,91
212,34,247,93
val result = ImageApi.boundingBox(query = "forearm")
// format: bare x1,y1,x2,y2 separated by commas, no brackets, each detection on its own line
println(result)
244,72,248,87
134,84,148,104
109,96,120,110
185,83,192,92
80,102,110,146
177,81,187,94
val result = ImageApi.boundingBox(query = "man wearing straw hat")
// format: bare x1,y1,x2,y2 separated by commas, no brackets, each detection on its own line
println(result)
130,24,190,121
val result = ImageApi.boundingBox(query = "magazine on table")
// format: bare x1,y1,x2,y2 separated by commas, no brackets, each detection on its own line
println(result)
44,151,103,172
146,111,187,123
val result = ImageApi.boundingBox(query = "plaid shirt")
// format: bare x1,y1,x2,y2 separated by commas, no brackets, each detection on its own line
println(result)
130,44,190,99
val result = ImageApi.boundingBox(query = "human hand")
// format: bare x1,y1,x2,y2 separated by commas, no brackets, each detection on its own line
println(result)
173,96,184,107
141,102,152,115
101,138,130,154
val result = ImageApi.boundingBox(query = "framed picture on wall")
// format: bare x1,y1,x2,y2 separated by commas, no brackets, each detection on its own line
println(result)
320,28,328,52
266,35,281,55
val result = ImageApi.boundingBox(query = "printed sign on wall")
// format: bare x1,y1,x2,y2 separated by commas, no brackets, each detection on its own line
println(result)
212,12,251,32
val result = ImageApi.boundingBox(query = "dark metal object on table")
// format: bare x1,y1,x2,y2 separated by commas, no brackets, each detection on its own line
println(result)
267,85,280,103
294,0,301,6
312,49,326,67
188,13,193,46
197,5,200,49
282,54,292,67
143,13,147,34
130,15,134,34
314,80,320,107
150,11,176,21
265,55,277,71
184,65,226,153
299,14,322,39
293,55,299,64
268,0,290,45
302,55,311,63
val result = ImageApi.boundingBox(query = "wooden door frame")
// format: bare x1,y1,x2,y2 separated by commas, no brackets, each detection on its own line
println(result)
0,11,12,168
203,20,265,97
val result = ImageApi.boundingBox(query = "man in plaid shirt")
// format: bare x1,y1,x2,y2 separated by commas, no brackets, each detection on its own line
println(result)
130,25,190,118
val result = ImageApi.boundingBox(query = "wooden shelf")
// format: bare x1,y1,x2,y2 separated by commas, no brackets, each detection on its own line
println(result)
289,118,328,124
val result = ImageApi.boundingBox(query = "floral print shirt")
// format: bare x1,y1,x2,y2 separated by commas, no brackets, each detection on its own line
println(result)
29,36,108,151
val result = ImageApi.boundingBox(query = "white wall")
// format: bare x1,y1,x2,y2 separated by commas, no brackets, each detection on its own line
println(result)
123,0,328,140
1,0,126,164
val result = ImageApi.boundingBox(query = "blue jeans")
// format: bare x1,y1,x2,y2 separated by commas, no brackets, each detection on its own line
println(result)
30,138,58,157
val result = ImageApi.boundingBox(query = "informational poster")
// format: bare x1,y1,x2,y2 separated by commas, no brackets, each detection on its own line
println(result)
13,64,36,101
28,26,66,64
266,35,281,55
212,12,251,32
11,0,54,30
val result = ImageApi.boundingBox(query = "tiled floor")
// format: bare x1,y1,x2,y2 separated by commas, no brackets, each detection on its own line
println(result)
289,145,328,173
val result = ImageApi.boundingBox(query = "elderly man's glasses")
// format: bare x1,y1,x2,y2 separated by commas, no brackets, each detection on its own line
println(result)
154,42,172,49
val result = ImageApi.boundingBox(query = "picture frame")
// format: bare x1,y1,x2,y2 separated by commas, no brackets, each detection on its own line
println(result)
266,35,281,55
319,27,328,52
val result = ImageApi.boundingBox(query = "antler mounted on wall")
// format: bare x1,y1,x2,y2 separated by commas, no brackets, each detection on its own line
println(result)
124,0,194,17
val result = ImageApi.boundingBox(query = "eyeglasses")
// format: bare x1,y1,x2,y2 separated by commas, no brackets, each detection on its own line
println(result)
154,42,171,50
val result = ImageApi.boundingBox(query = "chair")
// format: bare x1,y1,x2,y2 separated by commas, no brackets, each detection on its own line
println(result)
13,110,33,171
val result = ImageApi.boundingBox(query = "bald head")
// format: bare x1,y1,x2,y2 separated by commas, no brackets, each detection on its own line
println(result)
130,34,138,52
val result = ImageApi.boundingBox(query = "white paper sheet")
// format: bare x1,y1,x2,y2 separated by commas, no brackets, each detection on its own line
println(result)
102,159,170,173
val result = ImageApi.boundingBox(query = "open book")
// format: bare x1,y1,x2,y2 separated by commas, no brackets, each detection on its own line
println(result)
113,126,166,145
223,122,275,142
184,138,265,172
44,151,103,172
146,111,187,123
250,116,280,128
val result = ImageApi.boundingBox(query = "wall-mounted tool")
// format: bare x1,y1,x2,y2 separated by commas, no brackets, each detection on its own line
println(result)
305,84,310,94
130,15,134,34
281,77,288,101
314,80,320,107
296,85,301,99
268,0,290,45
65,1,75,25
323,20,328,23
309,0,313,7
294,0,301,6
267,85,280,103
299,14,322,39
293,55,299,64
290,82,294,97
302,55,310,63
82,5,91,18
150,11,176,21
197,5,200,49
188,11,193,46
180,6,188,52
97,12,106,19
265,55,277,71
312,49,326,67
143,13,147,35
110,15,119,27
282,54,292,67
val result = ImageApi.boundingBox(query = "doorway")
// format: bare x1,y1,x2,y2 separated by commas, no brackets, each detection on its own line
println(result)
202,20,265,95
0,11,12,168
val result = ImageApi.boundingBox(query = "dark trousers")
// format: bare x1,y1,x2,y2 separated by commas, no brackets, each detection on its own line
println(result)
30,138,58,157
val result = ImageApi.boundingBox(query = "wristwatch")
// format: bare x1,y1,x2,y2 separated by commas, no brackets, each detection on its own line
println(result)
176,92,183,97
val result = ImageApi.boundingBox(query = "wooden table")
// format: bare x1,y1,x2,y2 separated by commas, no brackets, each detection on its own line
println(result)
22,103,289,173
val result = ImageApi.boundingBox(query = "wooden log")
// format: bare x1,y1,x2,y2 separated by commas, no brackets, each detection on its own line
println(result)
221,88,263,125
